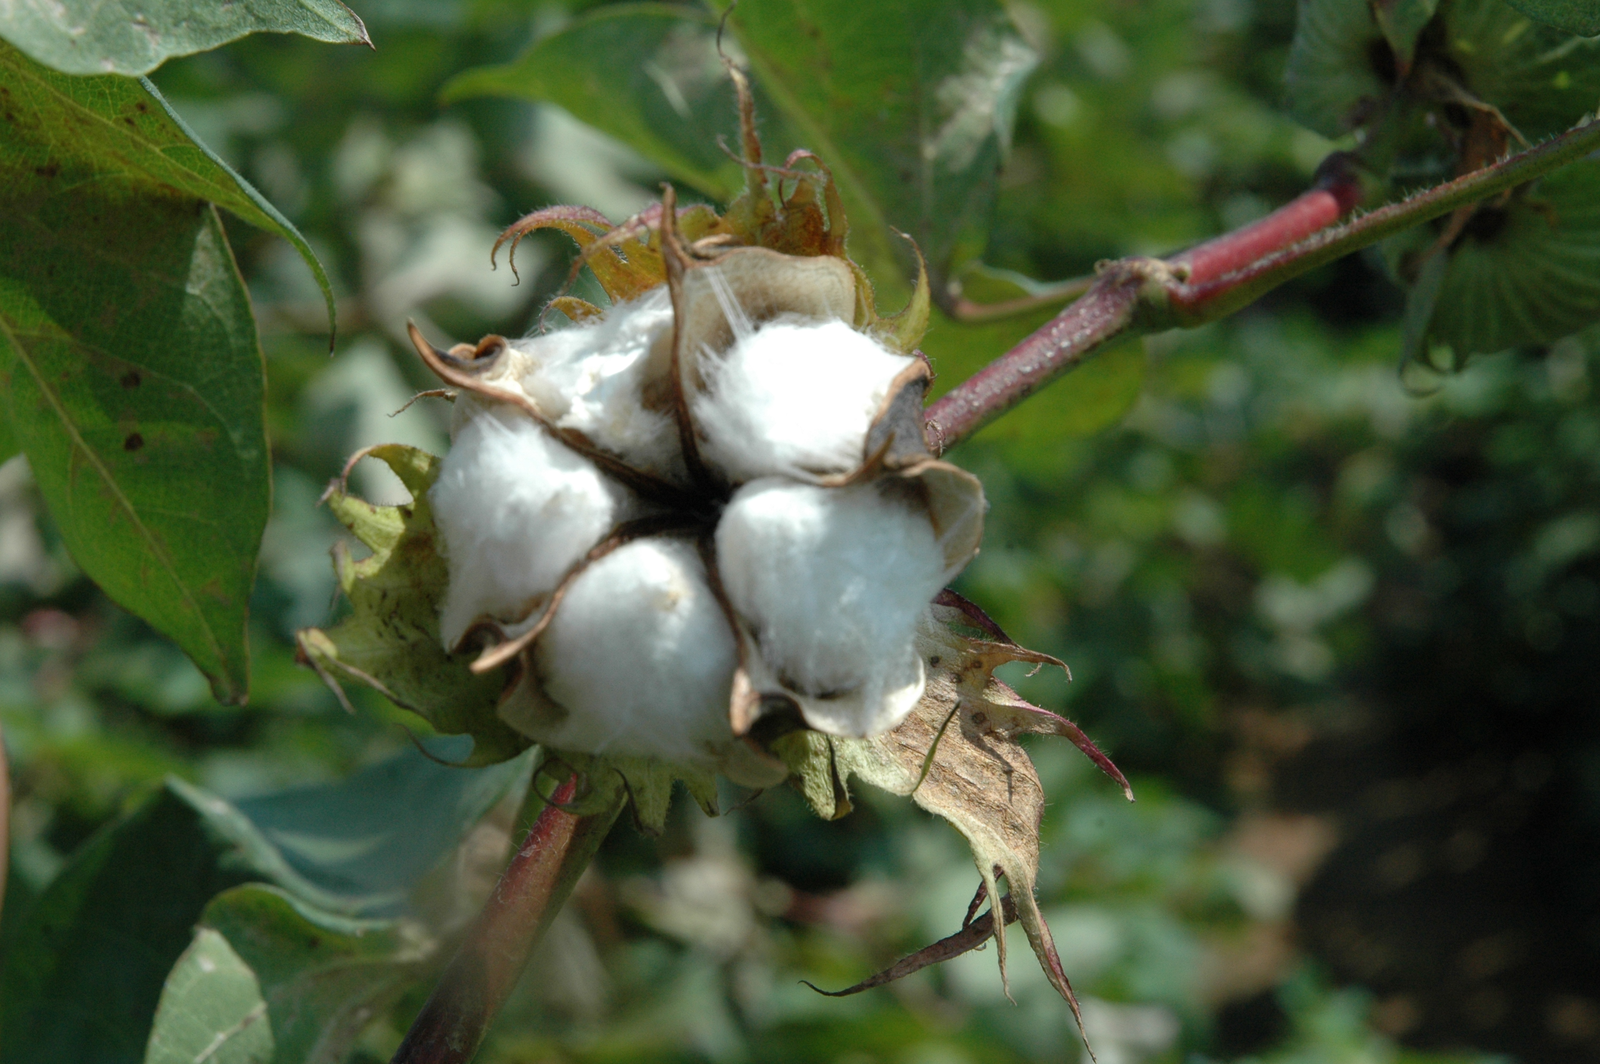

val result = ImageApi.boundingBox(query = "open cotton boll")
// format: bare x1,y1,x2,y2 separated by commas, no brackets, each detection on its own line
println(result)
715,478,946,736
431,406,628,649
533,537,738,763
514,289,686,483
693,318,913,482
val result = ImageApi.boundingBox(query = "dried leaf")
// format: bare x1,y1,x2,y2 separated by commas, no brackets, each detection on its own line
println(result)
775,605,1131,1041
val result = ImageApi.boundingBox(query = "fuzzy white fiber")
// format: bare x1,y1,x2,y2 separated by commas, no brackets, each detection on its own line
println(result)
535,537,738,763
715,478,945,735
514,289,685,483
693,318,912,482
431,406,626,649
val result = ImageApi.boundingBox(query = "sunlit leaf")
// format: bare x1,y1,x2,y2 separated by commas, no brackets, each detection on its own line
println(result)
726,0,1036,288
0,0,368,77
0,44,337,702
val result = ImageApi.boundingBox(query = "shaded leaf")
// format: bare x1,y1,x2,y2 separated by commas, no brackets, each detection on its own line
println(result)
236,738,534,914
444,5,748,201
145,929,274,1064
0,0,368,77
1502,0,1600,34
296,445,531,766
0,780,316,1064
196,884,431,1064
0,44,335,327
1372,0,1437,72
0,746,524,1064
1284,0,1392,138
1390,160,1600,358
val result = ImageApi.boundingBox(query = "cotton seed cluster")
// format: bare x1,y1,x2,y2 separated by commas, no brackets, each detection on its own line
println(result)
419,246,984,774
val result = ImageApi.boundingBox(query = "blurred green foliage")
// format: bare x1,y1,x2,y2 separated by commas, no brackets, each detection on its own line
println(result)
2,0,1599,1061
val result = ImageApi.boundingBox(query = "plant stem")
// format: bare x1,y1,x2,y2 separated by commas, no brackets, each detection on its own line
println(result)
390,771,624,1064
925,117,1600,451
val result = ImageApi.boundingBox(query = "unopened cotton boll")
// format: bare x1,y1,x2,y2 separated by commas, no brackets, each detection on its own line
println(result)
533,537,738,763
431,406,627,649
514,289,685,482
715,478,946,736
693,318,913,482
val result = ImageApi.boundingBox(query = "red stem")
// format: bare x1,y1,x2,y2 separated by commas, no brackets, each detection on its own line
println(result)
390,773,617,1064
1172,161,1362,285
924,273,1143,453
925,120,1600,450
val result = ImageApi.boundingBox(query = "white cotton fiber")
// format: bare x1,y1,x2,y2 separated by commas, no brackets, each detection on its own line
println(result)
515,289,686,483
693,318,913,482
534,537,738,763
431,406,627,649
715,478,946,735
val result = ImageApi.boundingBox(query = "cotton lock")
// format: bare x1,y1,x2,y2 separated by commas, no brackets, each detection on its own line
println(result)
716,478,945,737
694,318,914,482
431,405,629,650
529,538,738,764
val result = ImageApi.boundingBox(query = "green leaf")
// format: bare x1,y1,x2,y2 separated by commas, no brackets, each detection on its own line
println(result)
1285,0,1600,142
1372,0,1438,71
443,4,748,201
446,0,1037,291
184,884,427,1064
236,738,534,913
1284,0,1391,139
145,930,274,1064
0,44,334,702
1419,161,1600,357
0,745,526,1064
0,0,369,77
1438,0,1600,143
1502,0,1600,34
727,0,1036,286
0,781,301,1064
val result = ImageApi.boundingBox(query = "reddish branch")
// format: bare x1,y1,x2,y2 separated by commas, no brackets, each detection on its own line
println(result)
926,118,1600,451
390,773,621,1064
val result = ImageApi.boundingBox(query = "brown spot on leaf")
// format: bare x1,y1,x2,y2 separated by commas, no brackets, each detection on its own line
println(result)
34,162,59,178
120,371,141,389
124,432,143,452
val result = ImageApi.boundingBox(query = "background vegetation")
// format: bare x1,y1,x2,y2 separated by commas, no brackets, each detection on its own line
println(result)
2,0,1597,1062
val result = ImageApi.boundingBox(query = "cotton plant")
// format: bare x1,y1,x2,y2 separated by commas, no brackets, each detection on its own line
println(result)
297,85,1131,1057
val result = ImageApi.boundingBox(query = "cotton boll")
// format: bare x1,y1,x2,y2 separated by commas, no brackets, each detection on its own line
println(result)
532,538,738,763
514,289,686,483
431,406,628,649
715,478,947,736
693,318,913,482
